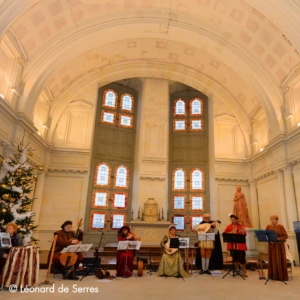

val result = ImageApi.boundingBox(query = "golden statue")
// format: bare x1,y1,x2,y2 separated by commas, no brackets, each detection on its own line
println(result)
233,186,252,228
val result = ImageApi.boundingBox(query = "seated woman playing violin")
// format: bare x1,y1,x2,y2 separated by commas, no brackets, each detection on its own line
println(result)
0,222,23,274
116,225,140,277
51,220,83,280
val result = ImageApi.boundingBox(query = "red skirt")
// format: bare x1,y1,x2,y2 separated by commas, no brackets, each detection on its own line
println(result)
116,250,134,277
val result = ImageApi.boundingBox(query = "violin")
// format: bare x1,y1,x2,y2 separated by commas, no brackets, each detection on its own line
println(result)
122,231,141,241
59,218,82,267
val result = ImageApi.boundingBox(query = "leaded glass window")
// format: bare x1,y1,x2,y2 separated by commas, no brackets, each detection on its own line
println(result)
92,191,108,208
173,168,186,191
119,114,133,128
191,216,203,231
190,98,203,116
115,165,129,188
121,94,134,112
111,213,125,229
103,89,117,109
190,195,204,211
174,99,186,116
190,119,203,131
172,195,185,210
174,120,186,131
90,212,106,229
101,111,116,124
191,168,204,191
112,193,127,209
173,215,185,231
95,163,111,187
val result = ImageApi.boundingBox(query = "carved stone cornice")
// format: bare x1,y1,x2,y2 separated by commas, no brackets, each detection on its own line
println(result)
47,168,88,173
215,177,248,182
140,176,165,181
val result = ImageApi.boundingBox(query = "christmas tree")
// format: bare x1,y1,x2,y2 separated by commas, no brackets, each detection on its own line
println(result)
0,136,38,245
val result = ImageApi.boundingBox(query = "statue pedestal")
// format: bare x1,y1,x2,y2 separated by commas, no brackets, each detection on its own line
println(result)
245,228,259,258
128,221,171,245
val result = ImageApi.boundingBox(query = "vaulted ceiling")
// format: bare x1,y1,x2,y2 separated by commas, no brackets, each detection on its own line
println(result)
1,0,300,153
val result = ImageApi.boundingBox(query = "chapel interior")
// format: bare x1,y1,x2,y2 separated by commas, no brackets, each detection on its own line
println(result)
1,0,300,273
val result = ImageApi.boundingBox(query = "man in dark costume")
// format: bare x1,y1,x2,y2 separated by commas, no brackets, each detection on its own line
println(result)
195,214,223,272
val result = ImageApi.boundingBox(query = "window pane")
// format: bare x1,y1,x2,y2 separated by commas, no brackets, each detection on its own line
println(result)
191,196,204,210
175,99,186,115
114,193,126,208
94,192,107,207
121,94,134,112
191,99,202,115
174,120,186,131
115,165,128,188
96,164,110,186
112,214,125,229
192,120,201,129
119,114,133,128
174,169,185,190
91,213,105,229
173,196,185,209
103,90,117,108
191,169,203,190
102,111,115,124
191,216,203,228
173,216,185,230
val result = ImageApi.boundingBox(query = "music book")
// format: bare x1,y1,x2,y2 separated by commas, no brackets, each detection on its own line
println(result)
117,240,141,250
60,244,93,253
169,238,180,248
0,232,11,248
179,237,190,248
254,230,279,242
198,233,215,241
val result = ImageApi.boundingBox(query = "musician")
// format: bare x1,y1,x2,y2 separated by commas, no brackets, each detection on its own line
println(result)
0,223,23,274
51,220,83,280
156,225,190,278
196,213,223,274
223,214,248,277
116,225,140,277
265,215,288,281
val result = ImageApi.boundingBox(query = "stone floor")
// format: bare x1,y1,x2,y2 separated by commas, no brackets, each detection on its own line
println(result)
1,268,299,300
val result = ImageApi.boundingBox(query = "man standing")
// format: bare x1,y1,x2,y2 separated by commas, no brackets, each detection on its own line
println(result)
51,220,83,280
223,214,248,277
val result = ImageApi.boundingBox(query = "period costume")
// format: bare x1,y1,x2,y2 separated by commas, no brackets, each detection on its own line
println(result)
195,220,223,271
265,223,288,281
116,226,139,277
156,226,190,278
223,215,247,276
51,221,83,278
0,232,22,274
233,186,252,228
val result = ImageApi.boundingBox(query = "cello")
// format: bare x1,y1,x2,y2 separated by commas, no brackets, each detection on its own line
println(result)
59,218,82,268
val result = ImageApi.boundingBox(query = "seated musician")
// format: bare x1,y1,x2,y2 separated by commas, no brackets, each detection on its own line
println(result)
116,225,140,277
195,213,223,274
0,223,23,274
156,225,190,278
223,214,248,277
52,220,83,280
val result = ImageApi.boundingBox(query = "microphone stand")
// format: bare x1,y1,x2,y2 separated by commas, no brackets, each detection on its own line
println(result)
80,230,104,281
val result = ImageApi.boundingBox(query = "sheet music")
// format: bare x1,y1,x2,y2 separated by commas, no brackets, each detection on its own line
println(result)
117,241,141,250
198,233,215,241
179,238,190,248
60,244,93,253
0,232,11,248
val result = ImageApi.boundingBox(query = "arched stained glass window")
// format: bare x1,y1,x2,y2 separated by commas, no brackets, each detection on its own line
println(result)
174,99,186,116
172,168,186,191
190,168,204,191
94,162,111,187
121,93,134,112
190,98,203,116
103,89,118,109
114,165,129,188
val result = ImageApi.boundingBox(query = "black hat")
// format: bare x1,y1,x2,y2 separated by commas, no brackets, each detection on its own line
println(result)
61,220,72,229
230,214,239,220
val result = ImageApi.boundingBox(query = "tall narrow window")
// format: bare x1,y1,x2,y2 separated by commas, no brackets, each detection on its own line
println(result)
190,98,203,116
111,213,126,229
121,93,134,112
190,168,204,191
114,165,129,188
94,163,111,187
172,168,186,191
172,215,185,231
90,212,107,230
174,99,186,116
103,89,118,109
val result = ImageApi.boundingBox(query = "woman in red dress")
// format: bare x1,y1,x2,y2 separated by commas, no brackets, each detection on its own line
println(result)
116,226,140,277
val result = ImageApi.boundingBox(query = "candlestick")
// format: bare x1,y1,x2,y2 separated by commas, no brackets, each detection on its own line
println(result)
131,209,134,221
141,212,144,221
161,207,165,220
137,207,141,220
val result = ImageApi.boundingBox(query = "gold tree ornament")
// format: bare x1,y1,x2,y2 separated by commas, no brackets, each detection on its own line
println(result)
2,194,10,200
19,193,24,197
9,198,15,202
8,181,15,186
29,179,34,183
1,184,7,189
16,169,22,174
2,208,6,213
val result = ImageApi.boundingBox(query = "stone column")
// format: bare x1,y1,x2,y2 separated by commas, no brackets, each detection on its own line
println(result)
283,166,298,230
32,169,47,225
249,179,259,229
275,170,288,228
131,78,169,219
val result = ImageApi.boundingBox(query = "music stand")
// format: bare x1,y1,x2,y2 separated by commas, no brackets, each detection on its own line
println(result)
198,233,215,277
60,244,92,280
222,233,246,280
254,230,287,285
293,222,300,265
118,241,141,278
147,249,158,275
